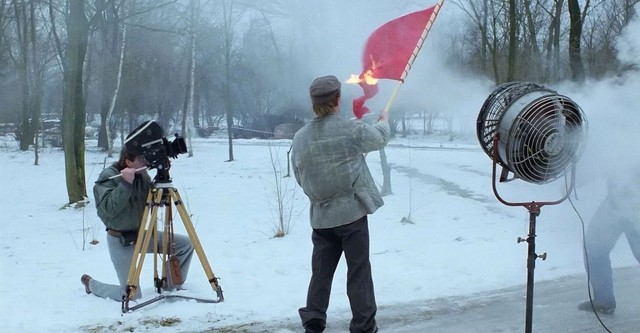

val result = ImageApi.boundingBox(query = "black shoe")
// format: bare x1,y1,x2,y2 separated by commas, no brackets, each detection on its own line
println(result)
304,318,326,333
578,301,615,315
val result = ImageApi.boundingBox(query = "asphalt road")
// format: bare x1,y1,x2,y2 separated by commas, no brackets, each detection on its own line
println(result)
210,266,639,333
378,266,639,333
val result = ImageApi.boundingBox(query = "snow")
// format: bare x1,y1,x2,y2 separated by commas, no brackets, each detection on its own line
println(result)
2,4,640,330
1,125,638,333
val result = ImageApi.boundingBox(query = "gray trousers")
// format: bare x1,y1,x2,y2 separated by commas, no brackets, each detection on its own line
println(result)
89,231,194,301
299,216,377,333
584,196,640,308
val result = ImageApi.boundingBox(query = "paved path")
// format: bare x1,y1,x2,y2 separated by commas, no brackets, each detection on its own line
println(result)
379,266,639,333
209,266,639,333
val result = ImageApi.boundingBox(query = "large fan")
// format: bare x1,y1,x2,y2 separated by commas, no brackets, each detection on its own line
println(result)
477,81,587,184
476,81,588,333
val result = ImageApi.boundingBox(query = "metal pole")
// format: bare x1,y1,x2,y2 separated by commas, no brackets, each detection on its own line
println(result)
523,204,540,333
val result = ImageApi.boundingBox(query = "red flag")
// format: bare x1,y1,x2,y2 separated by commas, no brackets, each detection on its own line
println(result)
352,4,439,119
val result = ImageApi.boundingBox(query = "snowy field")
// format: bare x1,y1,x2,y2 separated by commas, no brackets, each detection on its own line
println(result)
1,130,638,332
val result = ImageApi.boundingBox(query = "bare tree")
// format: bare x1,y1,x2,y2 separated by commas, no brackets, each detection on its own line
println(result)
60,0,92,204
267,143,299,237
568,0,587,82
581,0,639,77
379,148,392,196
541,0,564,82
181,0,198,157
523,0,543,81
506,0,517,81
453,0,488,73
11,0,42,153
105,1,128,157
93,0,120,150
453,0,509,82
221,0,239,161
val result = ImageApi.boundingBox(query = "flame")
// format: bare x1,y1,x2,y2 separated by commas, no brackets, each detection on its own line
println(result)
346,74,362,84
346,70,379,85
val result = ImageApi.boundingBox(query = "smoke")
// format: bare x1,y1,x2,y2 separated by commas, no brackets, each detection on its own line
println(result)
278,1,493,128
343,2,494,132
560,4,640,188
615,5,640,67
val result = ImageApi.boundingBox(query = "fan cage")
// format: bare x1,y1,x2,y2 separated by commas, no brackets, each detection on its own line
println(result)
476,82,550,162
477,82,587,184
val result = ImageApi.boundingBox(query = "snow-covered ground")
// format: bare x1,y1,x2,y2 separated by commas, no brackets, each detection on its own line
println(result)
1,130,637,332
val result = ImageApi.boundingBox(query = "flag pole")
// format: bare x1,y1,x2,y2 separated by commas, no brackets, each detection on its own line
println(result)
382,0,445,115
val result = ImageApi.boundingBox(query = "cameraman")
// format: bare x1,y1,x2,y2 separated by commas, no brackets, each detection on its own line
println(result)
81,145,194,301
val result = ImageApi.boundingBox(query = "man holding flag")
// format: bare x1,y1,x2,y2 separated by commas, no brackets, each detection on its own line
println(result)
291,75,389,333
292,2,444,331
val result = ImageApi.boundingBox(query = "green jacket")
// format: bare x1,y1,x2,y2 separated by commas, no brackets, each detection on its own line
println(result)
93,165,151,231
291,113,390,229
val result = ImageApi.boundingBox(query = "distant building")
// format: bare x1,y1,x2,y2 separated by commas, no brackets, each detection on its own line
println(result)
273,123,305,139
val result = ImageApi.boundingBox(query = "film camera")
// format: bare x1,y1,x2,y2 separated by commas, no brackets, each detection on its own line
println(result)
125,120,187,176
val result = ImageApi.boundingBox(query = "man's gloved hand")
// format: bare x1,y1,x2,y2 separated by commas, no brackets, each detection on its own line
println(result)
377,110,389,123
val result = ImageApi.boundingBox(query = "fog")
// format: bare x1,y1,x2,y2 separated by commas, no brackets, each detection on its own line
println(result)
271,0,486,127
215,0,640,212
2,2,639,331
560,9,640,187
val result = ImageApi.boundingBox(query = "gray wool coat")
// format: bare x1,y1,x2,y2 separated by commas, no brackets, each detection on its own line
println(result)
291,113,390,229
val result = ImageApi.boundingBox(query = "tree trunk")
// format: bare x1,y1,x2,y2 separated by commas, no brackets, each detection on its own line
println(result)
222,0,234,161
96,0,119,150
182,0,197,158
379,148,392,196
480,0,488,72
568,0,585,82
506,0,517,81
28,0,43,165
106,5,127,158
62,0,89,204
544,0,563,82
553,0,563,81
523,0,541,81
14,0,35,151
489,7,500,82
187,23,196,157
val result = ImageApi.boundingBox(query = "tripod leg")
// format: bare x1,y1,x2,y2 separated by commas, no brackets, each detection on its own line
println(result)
169,188,224,301
157,200,172,290
124,188,162,303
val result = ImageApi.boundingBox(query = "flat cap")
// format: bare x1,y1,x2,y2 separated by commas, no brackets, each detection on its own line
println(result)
310,75,341,105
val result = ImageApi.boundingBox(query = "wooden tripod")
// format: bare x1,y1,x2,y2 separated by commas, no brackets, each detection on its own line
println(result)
122,181,223,312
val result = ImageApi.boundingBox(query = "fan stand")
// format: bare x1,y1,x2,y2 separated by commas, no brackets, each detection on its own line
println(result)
490,135,575,333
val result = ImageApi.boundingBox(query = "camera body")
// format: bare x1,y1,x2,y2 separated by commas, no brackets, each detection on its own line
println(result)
141,135,187,170
125,120,187,172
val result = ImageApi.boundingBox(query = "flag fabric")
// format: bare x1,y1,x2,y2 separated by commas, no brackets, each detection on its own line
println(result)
352,5,438,119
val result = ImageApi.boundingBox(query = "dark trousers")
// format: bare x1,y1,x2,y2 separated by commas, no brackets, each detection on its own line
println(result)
584,196,640,308
299,216,377,333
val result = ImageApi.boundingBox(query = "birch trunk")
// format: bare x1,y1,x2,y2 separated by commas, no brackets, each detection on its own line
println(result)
187,30,196,157
106,8,127,157
181,0,197,157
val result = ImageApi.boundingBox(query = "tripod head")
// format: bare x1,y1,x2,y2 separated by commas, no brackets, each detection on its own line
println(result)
153,167,173,184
